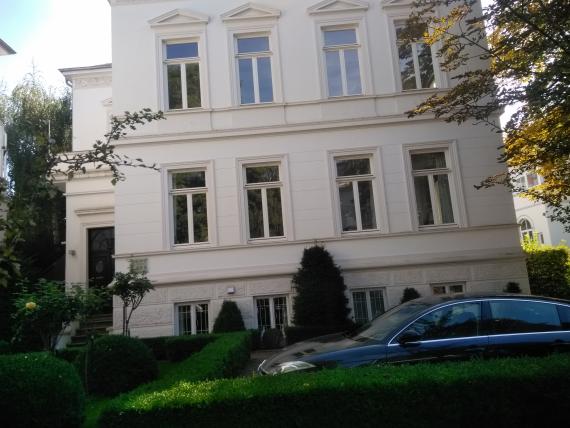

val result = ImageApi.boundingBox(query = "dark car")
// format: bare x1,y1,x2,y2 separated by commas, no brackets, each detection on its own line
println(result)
259,293,570,375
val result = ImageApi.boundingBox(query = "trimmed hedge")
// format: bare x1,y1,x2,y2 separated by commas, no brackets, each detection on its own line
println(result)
0,352,85,428
164,335,216,362
99,331,251,427
213,300,246,333
56,346,85,364
524,242,570,298
80,335,158,397
0,339,10,355
99,354,570,428
140,335,216,362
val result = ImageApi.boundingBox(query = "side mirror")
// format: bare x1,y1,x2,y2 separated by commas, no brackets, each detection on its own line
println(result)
397,330,421,346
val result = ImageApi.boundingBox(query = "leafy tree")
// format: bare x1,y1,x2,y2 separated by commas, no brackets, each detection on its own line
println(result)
402,0,570,227
401,287,421,303
0,71,164,285
213,300,246,333
12,279,107,352
110,263,154,336
292,245,350,328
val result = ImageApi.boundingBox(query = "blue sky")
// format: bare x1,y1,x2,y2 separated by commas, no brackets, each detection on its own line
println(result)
1,0,111,91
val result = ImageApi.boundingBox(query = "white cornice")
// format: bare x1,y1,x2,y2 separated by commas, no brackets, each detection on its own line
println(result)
308,0,369,15
75,207,115,216
108,0,179,6
221,2,281,22
148,9,209,28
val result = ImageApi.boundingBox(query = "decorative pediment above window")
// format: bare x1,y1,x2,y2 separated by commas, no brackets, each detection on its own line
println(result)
221,2,281,22
380,0,415,8
148,9,209,28
307,0,369,15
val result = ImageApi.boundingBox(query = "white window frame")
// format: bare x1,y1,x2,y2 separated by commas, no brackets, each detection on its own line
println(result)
322,26,363,97
255,295,290,331
403,142,467,230
312,15,373,99
163,39,202,110
225,24,284,106
175,301,210,335
235,34,274,105
161,161,217,249
387,16,446,92
237,155,293,243
328,148,388,236
514,172,542,192
155,32,211,111
431,282,466,296
350,288,387,324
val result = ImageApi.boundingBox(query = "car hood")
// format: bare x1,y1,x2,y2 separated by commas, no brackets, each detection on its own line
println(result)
259,333,383,374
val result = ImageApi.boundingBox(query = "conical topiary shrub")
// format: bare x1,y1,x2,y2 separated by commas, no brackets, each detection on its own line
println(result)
213,300,245,333
292,245,349,328
401,287,421,303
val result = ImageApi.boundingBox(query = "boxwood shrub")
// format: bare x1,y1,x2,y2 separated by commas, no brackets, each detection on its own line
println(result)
100,354,570,428
164,335,217,362
80,335,158,396
99,331,251,426
0,352,85,428
140,337,169,360
56,346,85,364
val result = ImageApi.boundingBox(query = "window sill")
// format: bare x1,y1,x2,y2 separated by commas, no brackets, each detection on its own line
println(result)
341,228,382,237
247,236,287,244
418,223,459,231
172,242,212,250
164,107,212,116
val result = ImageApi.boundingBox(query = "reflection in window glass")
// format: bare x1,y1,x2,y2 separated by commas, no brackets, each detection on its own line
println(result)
171,171,209,245
339,182,357,232
324,28,362,97
165,42,201,110
167,65,183,110
336,158,371,177
173,195,189,244
407,302,481,340
245,165,284,239
185,63,201,108
411,150,455,226
358,181,377,230
167,42,198,60
173,171,206,189
489,301,561,334
192,193,208,243
396,24,437,90
236,36,273,104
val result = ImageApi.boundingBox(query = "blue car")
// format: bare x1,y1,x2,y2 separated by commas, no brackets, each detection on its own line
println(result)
259,293,570,374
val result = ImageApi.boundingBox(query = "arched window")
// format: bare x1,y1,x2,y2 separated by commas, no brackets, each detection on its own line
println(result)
518,218,534,241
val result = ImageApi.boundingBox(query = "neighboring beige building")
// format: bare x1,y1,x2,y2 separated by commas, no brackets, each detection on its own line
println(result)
59,0,528,339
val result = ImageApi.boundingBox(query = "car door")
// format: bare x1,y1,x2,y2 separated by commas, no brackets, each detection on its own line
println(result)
486,299,570,358
386,301,488,364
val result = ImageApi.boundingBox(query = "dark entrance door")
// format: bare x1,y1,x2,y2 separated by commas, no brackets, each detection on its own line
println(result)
88,227,115,312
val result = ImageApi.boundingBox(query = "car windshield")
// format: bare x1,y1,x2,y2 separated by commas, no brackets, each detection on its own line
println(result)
350,301,432,341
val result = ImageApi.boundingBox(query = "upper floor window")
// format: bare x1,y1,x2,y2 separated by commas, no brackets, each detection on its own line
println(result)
170,170,208,245
335,157,377,232
410,150,455,227
236,36,274,104
395,23,436,90
244,164,284,239
323,28,362,97
164,41,201,110
514,172,541,191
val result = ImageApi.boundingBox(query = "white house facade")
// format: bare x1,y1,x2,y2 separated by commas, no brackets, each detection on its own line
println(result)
59,0,528,339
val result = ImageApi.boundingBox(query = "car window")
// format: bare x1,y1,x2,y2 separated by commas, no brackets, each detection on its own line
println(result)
489,300,561,334
353,301,432,341
403,302,481,341
556,305,570,330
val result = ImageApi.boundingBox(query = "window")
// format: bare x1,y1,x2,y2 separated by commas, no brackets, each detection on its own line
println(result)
489,300,561,334
170,170,209,245
404,302,481,340
236,36,273,104
514,172,541,191
518,218,534,241
335,157,377,232
431,283,465,295
256,296,288,330
323,28,362,97
244,164,284,239
352,289,385,325
410,150,455,226
164,41,201,110
395,23,436,90
178,302,209,335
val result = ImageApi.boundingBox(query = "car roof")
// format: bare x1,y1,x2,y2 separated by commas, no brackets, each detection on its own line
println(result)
410,292,570,307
